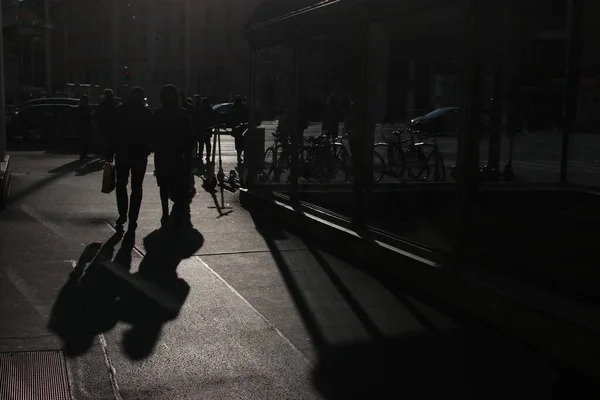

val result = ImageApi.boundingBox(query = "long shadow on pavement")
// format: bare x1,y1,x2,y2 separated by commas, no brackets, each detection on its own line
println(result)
248,209,600,400
48,225,204,360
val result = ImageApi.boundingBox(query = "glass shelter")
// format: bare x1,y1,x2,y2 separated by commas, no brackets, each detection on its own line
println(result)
242,0,600,303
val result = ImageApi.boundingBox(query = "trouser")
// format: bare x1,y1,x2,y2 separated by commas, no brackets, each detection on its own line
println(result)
198,136,212,163
234,134,244,160
116,158,148,225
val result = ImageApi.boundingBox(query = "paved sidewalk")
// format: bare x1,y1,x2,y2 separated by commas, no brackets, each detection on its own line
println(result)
2,152,599,399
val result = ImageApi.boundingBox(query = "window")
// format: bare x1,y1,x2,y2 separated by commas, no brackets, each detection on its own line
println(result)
95,71,100,83
69,72,74,83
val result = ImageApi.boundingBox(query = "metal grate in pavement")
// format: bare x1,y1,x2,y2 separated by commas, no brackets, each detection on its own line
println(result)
0,350,71,400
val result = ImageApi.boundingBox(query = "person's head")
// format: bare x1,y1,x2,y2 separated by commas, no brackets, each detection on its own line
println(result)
348,101,356,111
193,94,202,106
201,97,211,108
103,89,114,100
179,90,187,103
160,84,180,108
243,97,248,105
186,97,194,108
79,94,89,107
129,86,145,105
233,95,242,106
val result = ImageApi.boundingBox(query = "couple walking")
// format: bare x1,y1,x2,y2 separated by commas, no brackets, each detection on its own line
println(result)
105,84,195,233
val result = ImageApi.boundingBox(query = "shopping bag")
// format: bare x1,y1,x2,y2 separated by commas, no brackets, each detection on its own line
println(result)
101,163,116,194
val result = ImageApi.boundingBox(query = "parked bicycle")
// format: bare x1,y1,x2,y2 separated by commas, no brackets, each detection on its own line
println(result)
380,127,446,182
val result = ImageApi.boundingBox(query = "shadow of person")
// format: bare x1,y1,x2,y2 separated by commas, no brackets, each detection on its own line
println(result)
75,158,106,176
118,226,204,360
48,231,123,357
47,158,86,174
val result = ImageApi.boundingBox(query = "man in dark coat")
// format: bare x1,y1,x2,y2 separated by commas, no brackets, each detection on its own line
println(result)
193,97,215,166
107,86,153,232
153,85,195,227
228,95,249,164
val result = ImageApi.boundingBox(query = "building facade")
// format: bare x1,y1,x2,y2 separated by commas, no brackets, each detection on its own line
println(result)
56,0,260,104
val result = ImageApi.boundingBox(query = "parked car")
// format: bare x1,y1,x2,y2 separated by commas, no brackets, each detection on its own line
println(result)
15,97,79,113
409,106,491,135
8,104,78,142
212,103,233,126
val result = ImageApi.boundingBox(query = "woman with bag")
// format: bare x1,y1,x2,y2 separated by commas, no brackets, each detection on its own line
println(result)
152,85,195,227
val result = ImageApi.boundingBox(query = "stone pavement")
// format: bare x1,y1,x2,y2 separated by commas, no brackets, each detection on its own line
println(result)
1,151,600,399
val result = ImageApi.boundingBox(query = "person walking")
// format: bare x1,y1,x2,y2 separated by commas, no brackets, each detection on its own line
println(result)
193,97,215,167
228,95,249,164
107,86,153,232
152,84,195,227
77,94,93,161
97,89,118,160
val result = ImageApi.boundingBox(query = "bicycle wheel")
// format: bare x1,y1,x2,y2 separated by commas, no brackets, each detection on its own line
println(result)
433,152,446,182
372,151,385,183
388,145,406,178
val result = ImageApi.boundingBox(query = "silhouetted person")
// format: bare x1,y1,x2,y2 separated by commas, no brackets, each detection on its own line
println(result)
108,86,153,232
322,93,341,140
77,94,93,160
228,95,249,164
98,89,118,159
153,84,195,227
193,97,215,166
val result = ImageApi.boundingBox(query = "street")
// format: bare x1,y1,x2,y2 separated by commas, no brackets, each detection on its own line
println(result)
2,151,599,399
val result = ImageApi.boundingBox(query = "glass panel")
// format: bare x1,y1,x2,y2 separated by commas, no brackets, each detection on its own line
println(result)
568,8,600,188
471,3,563,184
250,46,294,193
464,2,599,303
293,29,361,218
364,14,462,252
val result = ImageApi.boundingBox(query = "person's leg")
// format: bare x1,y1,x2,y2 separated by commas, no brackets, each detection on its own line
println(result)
115,159,130,226
198,136,206,164
204,136,212,164
171,174,189,226
127,158,148,231
159,183,170,226
235,135,243,163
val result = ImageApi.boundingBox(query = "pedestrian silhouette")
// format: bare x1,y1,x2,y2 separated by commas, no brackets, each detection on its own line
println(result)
152,84,195,227
108,86,153,232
